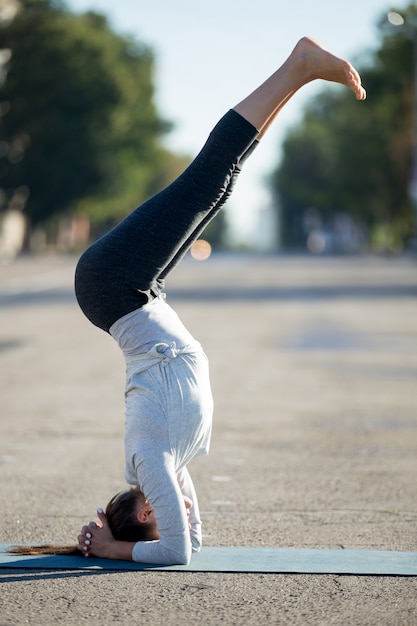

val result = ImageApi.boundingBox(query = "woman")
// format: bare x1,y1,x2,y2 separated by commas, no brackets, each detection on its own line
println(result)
75,37,366,565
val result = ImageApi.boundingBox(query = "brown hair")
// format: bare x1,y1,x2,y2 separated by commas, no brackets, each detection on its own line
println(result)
8,544,81,556
106,486,156,542
8,486,153,556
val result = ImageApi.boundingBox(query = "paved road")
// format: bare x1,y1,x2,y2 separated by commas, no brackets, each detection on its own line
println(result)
0,253,416,625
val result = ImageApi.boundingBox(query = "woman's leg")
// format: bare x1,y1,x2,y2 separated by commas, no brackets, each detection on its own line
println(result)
233,37,365,138
75,37,365,332
75,111,259,331
161,38,367,278
157,138,260,281
159,38,366,280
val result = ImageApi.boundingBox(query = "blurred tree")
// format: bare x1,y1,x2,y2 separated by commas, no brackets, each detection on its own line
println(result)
270,3,415,250
0,0,225,249
0,0,121,228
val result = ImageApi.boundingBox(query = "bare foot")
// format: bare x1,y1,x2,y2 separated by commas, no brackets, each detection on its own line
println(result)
291,37,366,100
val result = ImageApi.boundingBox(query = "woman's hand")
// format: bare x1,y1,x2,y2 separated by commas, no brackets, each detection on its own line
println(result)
183,495,192,529
77,509,134,560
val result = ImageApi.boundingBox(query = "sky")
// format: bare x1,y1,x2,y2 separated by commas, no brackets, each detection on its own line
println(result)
66,0,409,245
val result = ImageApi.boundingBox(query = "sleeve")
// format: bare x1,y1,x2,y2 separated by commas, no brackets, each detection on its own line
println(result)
131,452,192,565
176,466,202,552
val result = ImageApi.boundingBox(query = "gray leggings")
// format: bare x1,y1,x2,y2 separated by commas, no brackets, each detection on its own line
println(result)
74,110,259,332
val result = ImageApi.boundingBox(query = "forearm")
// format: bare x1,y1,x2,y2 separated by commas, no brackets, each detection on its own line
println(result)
100,539,135,561
177,467,202,551
78,511,135,561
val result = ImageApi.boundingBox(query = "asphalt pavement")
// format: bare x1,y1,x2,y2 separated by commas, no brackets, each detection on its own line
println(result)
0,252,416,625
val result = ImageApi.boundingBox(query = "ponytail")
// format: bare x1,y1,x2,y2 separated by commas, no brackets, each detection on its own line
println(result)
8,544,81,556
8,486,151,557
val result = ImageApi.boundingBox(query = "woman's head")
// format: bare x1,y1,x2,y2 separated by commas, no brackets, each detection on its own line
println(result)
105,486,159,542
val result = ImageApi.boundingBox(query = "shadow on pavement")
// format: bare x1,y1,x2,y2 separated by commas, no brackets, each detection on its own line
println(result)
0,283,416,308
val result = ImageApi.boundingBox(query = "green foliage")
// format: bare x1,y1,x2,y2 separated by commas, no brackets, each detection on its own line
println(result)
0,0,187,237
270,3,415,250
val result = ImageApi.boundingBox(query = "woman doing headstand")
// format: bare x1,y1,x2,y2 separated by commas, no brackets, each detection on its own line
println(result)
74,38,366,565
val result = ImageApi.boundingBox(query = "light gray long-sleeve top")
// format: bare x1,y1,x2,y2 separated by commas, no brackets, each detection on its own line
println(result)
109,295,213,565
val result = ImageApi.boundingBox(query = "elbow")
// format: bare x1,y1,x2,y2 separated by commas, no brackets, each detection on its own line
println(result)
171,540,192,566
174,546,191,566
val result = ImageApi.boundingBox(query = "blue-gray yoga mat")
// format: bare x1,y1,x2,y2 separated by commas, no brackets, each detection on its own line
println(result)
1,545,416,575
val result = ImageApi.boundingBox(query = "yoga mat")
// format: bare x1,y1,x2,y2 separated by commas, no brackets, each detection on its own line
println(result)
1,544,416,575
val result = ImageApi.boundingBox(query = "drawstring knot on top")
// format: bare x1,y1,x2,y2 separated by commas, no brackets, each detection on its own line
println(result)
124,340,203,378
155,341,186,366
